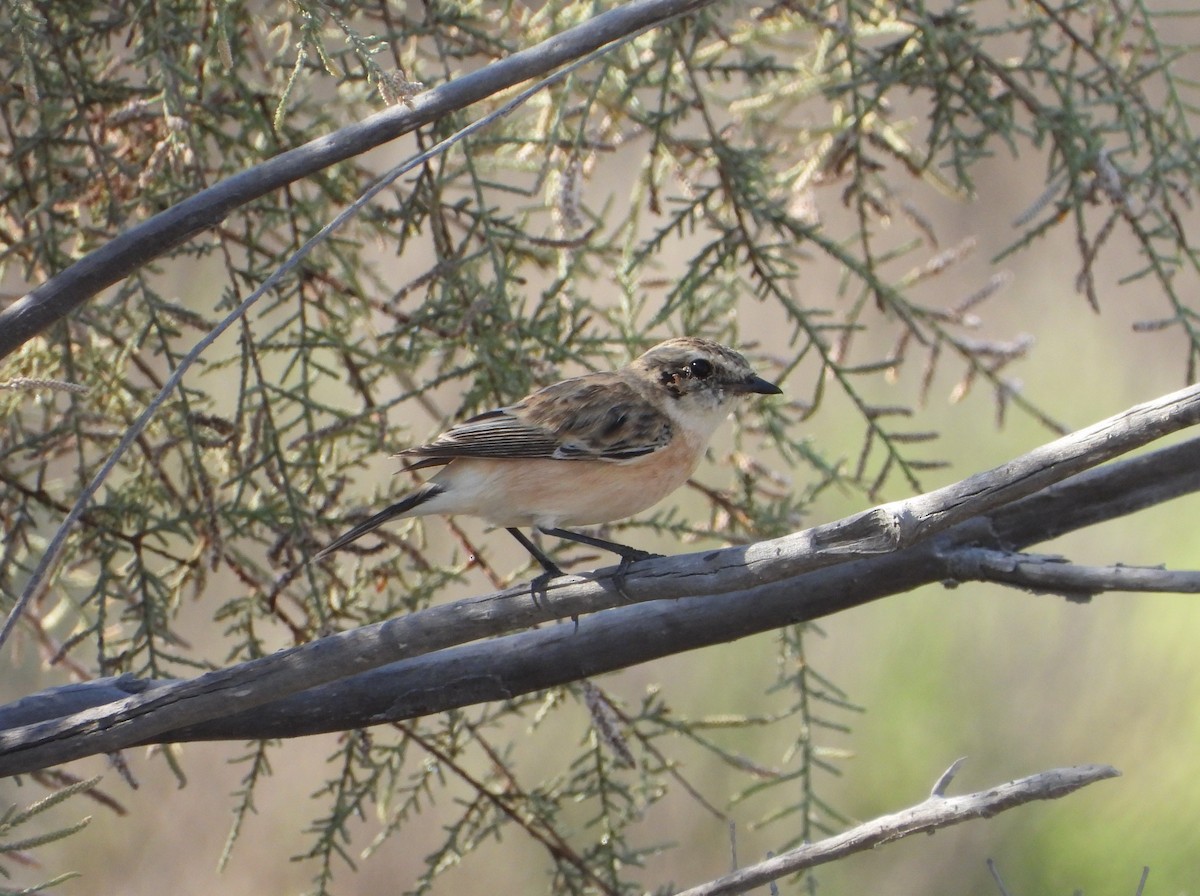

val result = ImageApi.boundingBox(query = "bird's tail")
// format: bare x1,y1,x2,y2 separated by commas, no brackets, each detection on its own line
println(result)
312,483,444,561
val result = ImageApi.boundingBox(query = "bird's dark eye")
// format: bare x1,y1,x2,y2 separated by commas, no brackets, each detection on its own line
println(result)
688,358,714,379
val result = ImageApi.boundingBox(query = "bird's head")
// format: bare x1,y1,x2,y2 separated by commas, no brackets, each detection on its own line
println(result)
631,337,782,432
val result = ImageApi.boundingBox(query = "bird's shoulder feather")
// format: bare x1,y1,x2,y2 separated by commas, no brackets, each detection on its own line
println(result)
399,373,672,468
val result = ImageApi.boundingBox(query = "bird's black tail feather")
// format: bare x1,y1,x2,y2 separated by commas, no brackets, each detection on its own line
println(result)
312,484,444,560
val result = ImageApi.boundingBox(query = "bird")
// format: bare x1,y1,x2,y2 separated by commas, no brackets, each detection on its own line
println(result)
314,337,782,575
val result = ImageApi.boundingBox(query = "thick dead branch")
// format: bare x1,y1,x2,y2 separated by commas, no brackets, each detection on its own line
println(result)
807,381,1200,554
1,390,1200,774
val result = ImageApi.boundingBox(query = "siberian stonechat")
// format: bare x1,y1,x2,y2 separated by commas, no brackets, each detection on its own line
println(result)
315,337,782,574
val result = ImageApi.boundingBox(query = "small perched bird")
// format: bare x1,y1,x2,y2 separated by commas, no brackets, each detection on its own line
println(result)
315,337,781,574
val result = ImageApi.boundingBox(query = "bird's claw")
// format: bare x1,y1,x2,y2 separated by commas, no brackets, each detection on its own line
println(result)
529,566,561,606
611,549,661,602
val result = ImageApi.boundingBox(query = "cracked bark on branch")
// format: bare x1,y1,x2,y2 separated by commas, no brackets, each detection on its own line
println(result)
672,764,1120,896
2,385,1200,775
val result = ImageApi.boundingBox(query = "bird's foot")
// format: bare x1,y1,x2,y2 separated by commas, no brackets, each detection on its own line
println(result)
528,563,563,611
610,549,661,603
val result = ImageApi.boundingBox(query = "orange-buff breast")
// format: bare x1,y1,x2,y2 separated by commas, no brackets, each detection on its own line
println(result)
423,428,707,529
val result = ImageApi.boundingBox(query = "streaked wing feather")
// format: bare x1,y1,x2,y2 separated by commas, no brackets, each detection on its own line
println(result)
399,375,672,465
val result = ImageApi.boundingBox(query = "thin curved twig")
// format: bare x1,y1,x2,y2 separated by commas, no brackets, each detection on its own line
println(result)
0,0,717,359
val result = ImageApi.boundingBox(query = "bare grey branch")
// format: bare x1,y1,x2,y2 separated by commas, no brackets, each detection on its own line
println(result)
673,765,1120,896
945,547,1200,599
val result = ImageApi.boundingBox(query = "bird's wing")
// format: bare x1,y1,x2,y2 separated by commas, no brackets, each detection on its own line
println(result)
400,375,673,469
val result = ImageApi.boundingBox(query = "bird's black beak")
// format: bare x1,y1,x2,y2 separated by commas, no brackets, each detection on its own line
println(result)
736,375,783,396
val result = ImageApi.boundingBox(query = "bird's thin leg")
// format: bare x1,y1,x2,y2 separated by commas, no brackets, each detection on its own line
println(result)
540,527,662,604
539,527,661,564
507,528,573,623
507,528,563,576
